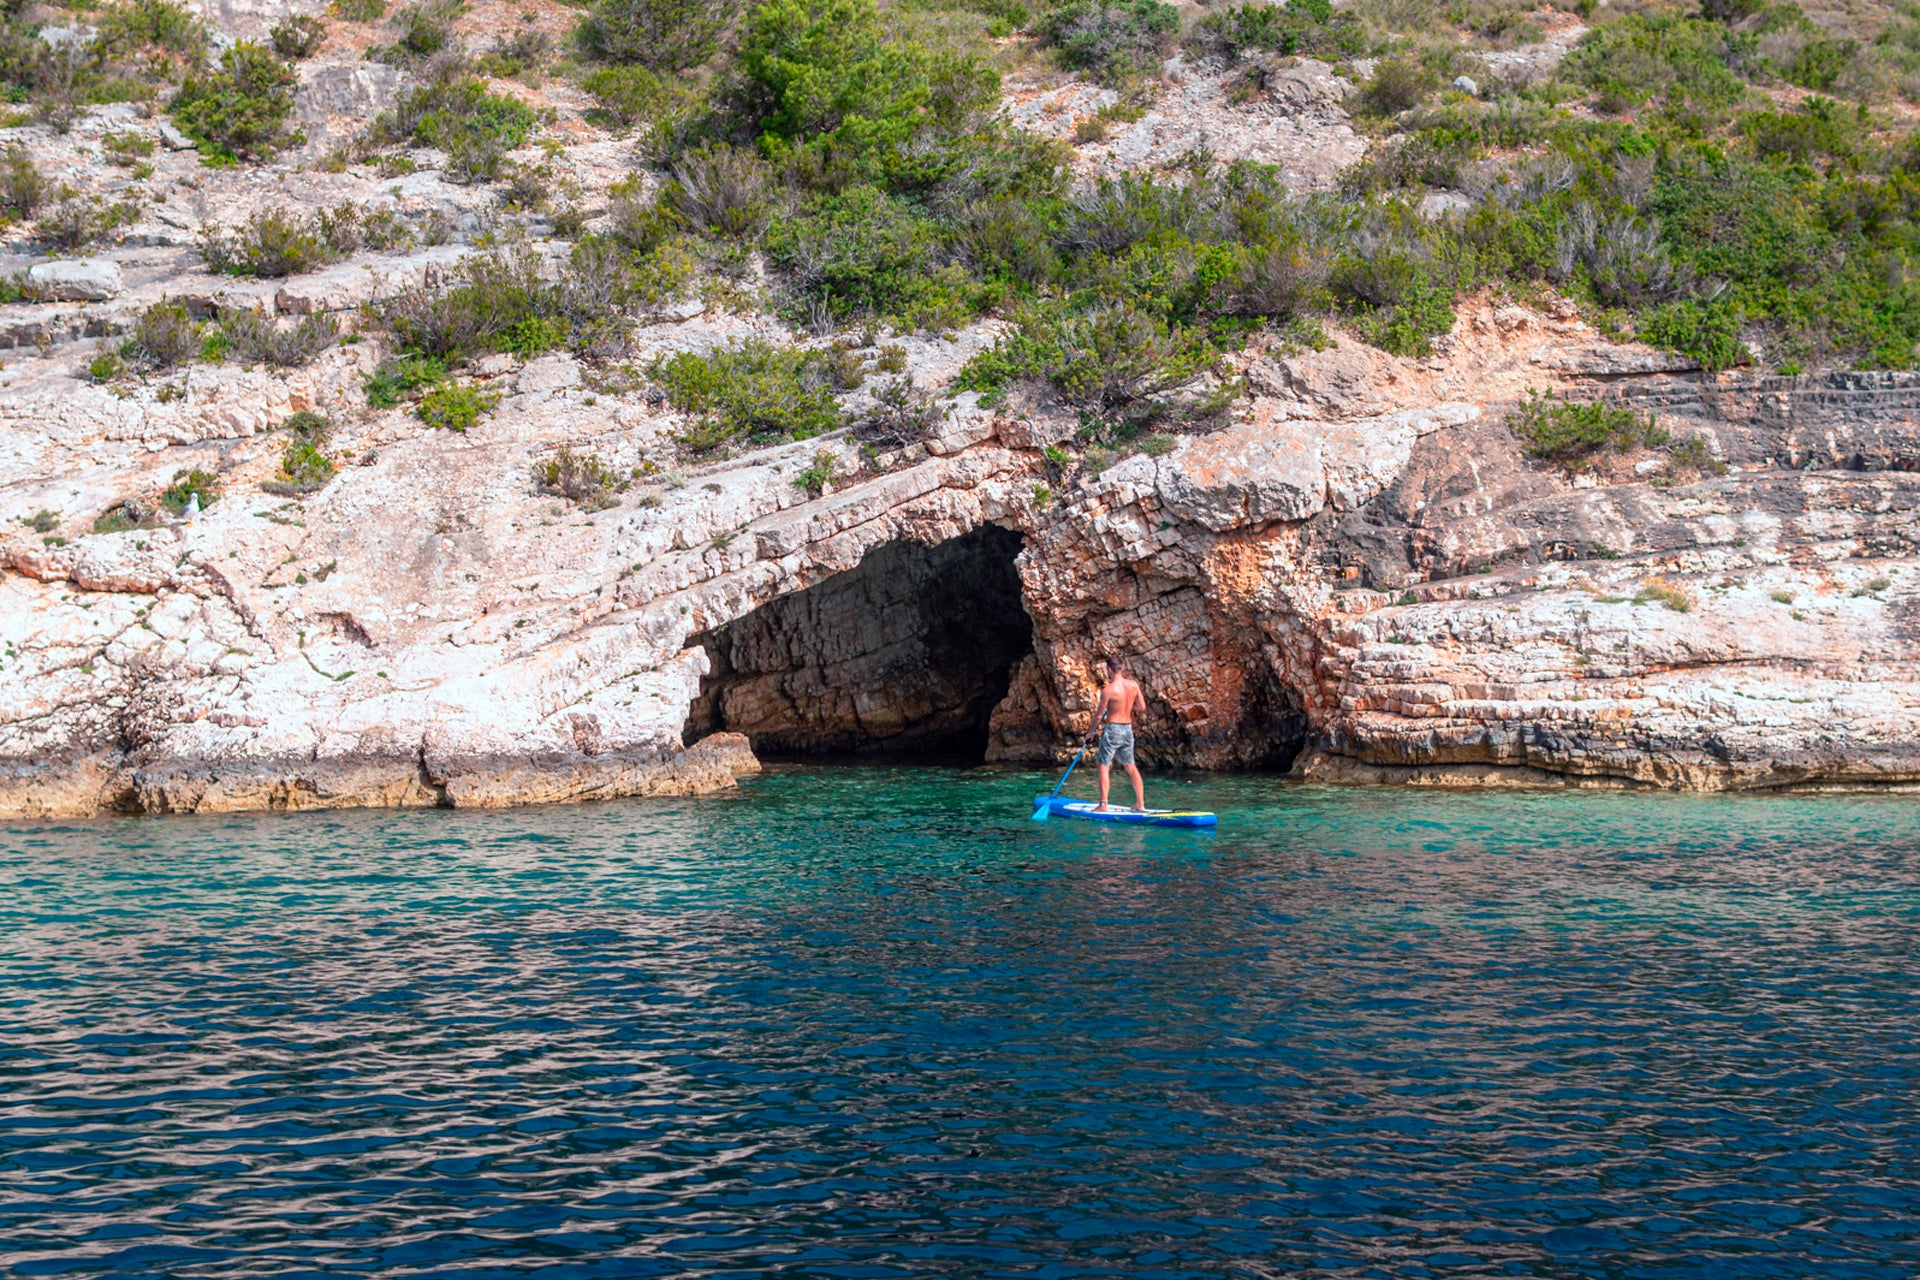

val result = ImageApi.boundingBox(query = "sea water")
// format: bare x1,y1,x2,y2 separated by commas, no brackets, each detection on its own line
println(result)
3,767,1918,1278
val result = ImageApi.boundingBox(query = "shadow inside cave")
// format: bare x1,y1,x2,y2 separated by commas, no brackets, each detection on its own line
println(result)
682,525,1033,764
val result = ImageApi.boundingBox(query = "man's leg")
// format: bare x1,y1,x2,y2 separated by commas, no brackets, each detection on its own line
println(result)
1125,762,1144,812
1096,763,1111,811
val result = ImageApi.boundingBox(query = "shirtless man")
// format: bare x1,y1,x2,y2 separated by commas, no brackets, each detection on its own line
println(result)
1086,655,1147,812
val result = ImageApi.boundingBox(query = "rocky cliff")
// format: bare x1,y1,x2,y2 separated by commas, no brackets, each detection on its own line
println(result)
4,1,1919,816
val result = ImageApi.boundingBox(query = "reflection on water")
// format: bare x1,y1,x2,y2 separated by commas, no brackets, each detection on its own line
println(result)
3,769,1919,1277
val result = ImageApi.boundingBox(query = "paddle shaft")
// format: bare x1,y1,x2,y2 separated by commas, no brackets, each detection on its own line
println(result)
1041,708,1108,809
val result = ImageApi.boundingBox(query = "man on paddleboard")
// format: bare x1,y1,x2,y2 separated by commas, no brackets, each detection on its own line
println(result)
1087,656,1147,812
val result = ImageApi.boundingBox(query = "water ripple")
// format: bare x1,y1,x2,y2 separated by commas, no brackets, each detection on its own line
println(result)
3,772,1919,1277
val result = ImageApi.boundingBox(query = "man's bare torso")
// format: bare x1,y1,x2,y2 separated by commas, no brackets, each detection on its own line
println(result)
1098,677,1144,725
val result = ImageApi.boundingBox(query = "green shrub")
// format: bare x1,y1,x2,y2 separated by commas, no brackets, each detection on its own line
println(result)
372,76,539,184
171,42,304,162
1638,298,1746,371
220,310,341,367
380,248,551,358
1740,98,1859,166
501,315,565,357
769,185,978,326
793,449,837,495
198,210,326,277
1043,0,1180,85
270,14,327,59
88,351,125,382
365,353,448,406
416,380,501,431
956,300,1220,423
649,338,846,450
1562,16,1748,127
582,0,736,71
18,509,58,533
264,441,339,495
0,146,46,221
741,0,999,178
35,188,142,252
1188,0,1353,60
1359,58,1438,116
1509,389,1667,466
1333,241,1457,357
100,130,156,166
375,0,464,64
666,142,774,240
534,447,624,507
581,64,666,126
98,0,207,56
1782,36,1856,92
331,0,387,19
160,468,219,511
123,300,199,368
1140,431,1175,456
93,501,158,534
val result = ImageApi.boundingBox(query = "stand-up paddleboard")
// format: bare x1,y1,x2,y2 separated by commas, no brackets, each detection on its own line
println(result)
1033,797,1217,828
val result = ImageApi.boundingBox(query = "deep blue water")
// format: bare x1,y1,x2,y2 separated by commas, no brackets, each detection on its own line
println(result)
3,768,1919,1278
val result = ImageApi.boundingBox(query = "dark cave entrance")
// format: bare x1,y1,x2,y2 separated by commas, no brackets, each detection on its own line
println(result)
682,525,1033,762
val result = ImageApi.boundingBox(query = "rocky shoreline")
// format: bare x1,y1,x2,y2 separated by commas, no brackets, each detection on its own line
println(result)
8,298,1920,817
5,0,1920,817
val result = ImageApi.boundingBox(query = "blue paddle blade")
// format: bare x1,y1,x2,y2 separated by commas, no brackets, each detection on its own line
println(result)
1030,801,1050,821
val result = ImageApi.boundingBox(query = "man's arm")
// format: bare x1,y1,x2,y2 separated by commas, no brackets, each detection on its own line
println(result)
1131,683,1146,716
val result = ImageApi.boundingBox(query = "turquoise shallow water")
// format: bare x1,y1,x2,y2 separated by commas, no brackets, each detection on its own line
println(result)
3,767,1919,1278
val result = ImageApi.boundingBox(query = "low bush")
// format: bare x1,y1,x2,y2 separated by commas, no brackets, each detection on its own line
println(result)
1637,299,1746,371
1509,389,1667,466
122,300,199,368
365,353,448,406
860,374,942,445
666,142,775,240
581,65,667,127
380,247,550,358
261,411,338,495
416,380,500,431
1188,0,1355,61
171,42,304,162
36,188,142,252
332,0,387,19
0,147,46,221
98,0,207,58
793,449,837,495
270,14,326,59
533,447,624,507
374,0,464,64
100,130,156,166
1043,0,1180,85
1359,58,1439,116
88,351,125,382
478,27,552,80
582,0,736,71
370,76,540,184
93,500,161,534
160,468,219,511
956,300,1221,425
220,310,341,367
649,338,846,450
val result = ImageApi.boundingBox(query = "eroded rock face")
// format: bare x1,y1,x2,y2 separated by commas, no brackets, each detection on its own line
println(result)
7,295,1920,813
684,526,1031,757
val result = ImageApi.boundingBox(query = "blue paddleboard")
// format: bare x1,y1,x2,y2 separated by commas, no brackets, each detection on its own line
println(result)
1034,797,1217,828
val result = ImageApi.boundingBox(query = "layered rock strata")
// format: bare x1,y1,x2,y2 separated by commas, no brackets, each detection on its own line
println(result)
8,296,1920,815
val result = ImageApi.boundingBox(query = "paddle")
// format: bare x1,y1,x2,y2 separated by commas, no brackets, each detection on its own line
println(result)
1031,707,1108,821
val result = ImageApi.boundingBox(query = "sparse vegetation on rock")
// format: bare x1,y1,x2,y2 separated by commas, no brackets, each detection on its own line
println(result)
170,41,303,163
